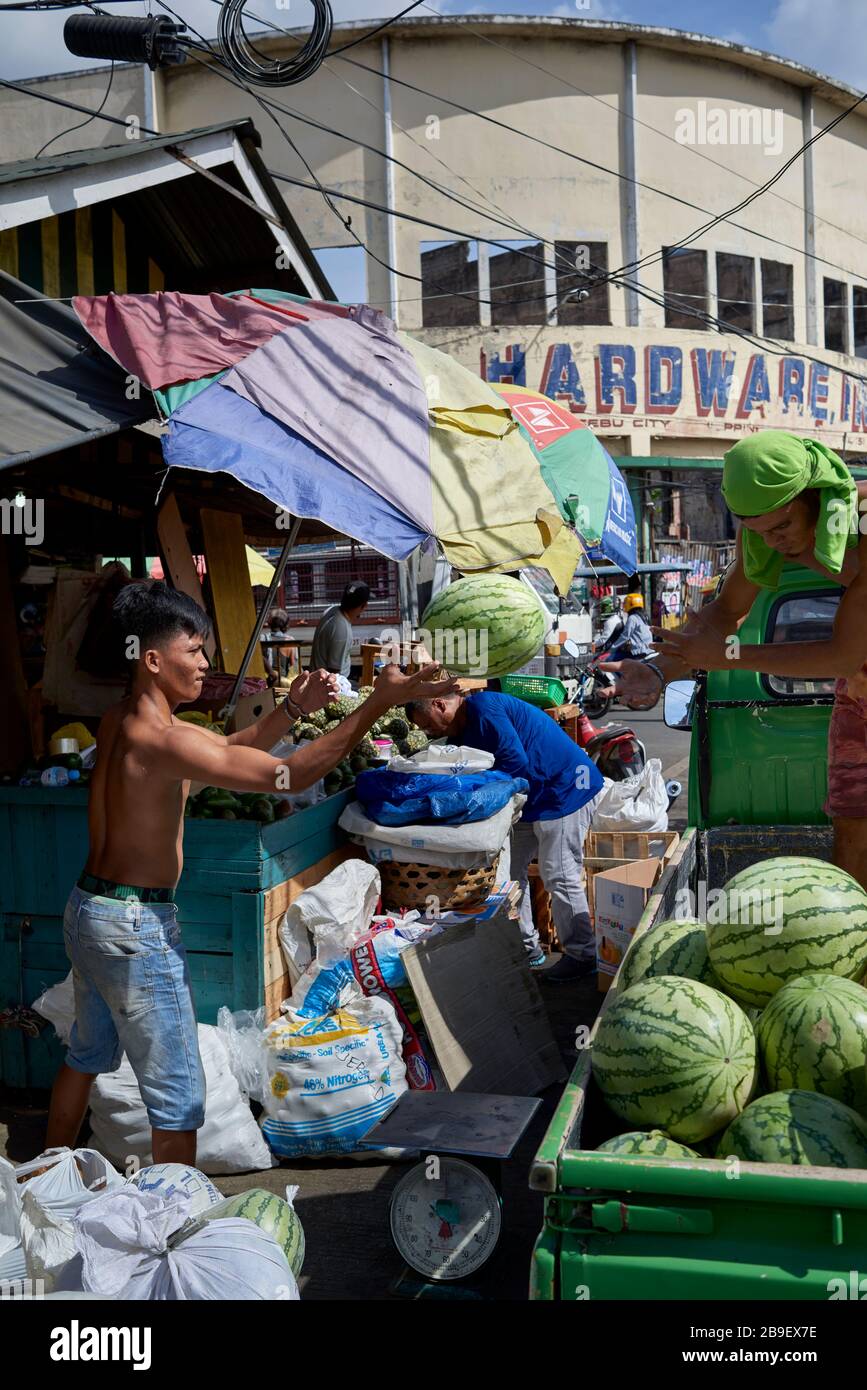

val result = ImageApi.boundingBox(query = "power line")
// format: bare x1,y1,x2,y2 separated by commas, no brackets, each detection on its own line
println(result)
34,57,114,158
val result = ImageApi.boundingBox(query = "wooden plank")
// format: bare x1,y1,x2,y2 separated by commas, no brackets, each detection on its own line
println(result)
0,536,33,776
230,890,264,1013
41,216,60,299
200,507,266,678
0,227,18,277
111,210,127,293
155,494,216,661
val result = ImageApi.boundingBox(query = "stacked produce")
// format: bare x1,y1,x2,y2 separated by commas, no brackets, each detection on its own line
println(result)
290,690,429,798
185,787,292,822
591,856,867,1170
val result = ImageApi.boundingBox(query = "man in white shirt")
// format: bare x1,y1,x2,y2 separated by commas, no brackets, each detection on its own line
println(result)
309,581,370,678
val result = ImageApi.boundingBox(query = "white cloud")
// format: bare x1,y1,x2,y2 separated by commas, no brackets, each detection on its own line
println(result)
765,0,867,88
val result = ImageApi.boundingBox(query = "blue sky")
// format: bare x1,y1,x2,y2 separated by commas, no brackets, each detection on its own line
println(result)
1,0,864,87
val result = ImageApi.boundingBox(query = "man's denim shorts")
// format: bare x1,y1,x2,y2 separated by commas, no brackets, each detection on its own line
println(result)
63,884,205,1131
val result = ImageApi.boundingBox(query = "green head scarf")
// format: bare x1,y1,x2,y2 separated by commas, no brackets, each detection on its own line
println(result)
721,431,857,588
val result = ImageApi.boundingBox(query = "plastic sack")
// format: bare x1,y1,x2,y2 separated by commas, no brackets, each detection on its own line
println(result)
268,737,325,809
32,972,76,1044
88,1025,275,1176
260,995,407,1157
215,1007,270,1107
339,794,524,865
291,918,436,1014
355,767,527,827
388,744,495,776
0,1155,23,1278
18,1147,124,1292
278,859,381,985
590,759,669,833
74,1188,298,1300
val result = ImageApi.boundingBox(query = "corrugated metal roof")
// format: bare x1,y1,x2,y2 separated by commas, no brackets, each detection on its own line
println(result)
0,119,257,186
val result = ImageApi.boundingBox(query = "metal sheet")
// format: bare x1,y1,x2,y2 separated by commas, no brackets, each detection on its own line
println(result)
360,1090,541,1159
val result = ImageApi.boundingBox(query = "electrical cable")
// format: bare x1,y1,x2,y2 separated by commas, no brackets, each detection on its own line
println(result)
34,57,114,157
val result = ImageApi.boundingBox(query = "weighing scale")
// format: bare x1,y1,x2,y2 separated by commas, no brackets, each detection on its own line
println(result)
360,1091,541,1295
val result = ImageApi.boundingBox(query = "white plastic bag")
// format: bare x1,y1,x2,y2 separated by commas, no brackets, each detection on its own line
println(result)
88,1025,275,1176
32,972,76,1044
388,744,495,776
260,995,407,1158
18,1147,124,1292
0,1155,23,1278
278,859,381,984
74,1188,297,1300
590,759,669,833
268,737,325,809
338,794,524,864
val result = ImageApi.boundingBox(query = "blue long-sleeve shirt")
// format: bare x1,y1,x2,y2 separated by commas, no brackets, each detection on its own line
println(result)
460,692,604,822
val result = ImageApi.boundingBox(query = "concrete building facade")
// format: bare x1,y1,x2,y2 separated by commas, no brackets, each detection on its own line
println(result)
6,15,867,545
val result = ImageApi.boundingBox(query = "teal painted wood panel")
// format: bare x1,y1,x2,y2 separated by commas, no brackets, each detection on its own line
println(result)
230,891,265,1013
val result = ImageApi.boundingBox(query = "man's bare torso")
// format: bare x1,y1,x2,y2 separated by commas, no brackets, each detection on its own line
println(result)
86,699,193,889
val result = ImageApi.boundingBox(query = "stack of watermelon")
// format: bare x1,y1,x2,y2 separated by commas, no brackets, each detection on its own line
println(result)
592,856,867,1169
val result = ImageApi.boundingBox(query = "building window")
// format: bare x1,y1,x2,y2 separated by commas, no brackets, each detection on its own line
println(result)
555,241,610,325
489,240,546,326
421,240,479,327
853,286,867,359
716,253,755,334
824,277,848,354
662,248,707,329
761,259,794,340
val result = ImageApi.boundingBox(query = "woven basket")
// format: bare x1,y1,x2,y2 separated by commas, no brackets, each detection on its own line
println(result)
379,857,499,911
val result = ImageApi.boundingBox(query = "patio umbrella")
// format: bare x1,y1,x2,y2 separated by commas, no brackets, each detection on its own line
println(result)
74,289,634,592
149,546,275,587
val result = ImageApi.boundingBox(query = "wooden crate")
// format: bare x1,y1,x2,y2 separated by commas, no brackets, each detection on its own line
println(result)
584,829,680,921
0,785,359,1089
543,703,581,742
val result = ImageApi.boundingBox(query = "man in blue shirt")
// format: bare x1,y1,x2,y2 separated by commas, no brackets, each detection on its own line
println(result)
408,691,604,982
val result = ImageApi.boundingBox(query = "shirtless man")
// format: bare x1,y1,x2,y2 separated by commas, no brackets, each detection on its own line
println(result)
602,431,867,888
46,580,457,1163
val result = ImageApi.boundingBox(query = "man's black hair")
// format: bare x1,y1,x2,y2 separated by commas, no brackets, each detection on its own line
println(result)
113,581,212,657
341,580,370,611
269,607,289,631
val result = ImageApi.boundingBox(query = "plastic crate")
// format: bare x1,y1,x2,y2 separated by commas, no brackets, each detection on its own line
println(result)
499,674,567,708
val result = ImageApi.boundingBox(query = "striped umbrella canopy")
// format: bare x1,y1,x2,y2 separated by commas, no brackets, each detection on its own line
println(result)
74,288,636,592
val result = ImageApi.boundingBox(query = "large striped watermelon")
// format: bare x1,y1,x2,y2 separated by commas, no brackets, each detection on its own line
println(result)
195,1187,305,1277
756,973,867,1110
717,1090,867,1168
419,575,547,678
596,1130,702,1159
592,976,757,1143
707,857,867,1009
618,918,717,994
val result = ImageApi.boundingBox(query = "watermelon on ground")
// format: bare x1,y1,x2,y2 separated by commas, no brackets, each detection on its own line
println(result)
419,575,548,678
717,1090,867,1168
591,976,757,1143
596,1130,702,1159
195,1187,305,1277
756,972,867,1110
707,857,867,1009
618,918,717,994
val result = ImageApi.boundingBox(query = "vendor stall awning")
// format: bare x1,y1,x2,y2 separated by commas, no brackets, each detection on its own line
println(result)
0,271,150,469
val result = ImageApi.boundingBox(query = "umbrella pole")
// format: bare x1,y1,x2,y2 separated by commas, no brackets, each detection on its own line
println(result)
221,518,302,724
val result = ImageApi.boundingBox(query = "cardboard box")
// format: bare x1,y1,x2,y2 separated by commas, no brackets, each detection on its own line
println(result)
593,856,663,992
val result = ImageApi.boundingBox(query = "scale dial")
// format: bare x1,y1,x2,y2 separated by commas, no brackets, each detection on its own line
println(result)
389,1157,502,1281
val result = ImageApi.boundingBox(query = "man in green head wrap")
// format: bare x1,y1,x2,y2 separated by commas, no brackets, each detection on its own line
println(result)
600,430,867,887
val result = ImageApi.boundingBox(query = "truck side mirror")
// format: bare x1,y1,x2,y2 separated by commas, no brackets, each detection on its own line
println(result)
664,679,696,730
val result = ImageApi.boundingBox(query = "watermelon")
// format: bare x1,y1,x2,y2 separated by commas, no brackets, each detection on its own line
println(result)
707,857,867,1009
127,1163,222,1216
592,976,757,1143
618,918,717,994
419,575,547,678
195,1187,305,1277
756,972,867,1110
596,1129,702,1159
717,1090,867,1168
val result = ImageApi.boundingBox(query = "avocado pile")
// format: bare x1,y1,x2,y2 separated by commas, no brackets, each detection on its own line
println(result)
185,787,291,822
291,689,429,798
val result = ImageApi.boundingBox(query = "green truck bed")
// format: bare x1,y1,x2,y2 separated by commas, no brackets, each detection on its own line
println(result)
529,826,867,1301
